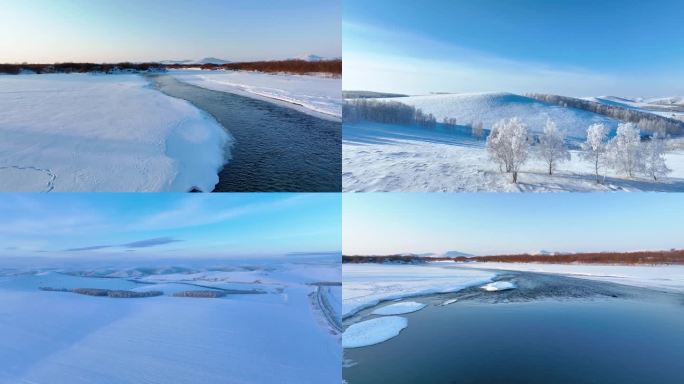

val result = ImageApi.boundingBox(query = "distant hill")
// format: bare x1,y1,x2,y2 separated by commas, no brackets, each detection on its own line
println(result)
297,54,325,62
198,57,231,65
159,57,232,65
442,250,474,258
387,92,621,138
159,59,195,65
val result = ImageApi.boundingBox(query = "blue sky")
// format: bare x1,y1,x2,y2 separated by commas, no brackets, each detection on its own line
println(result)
0,0,340,63
344,0,684,96
343,193,684,256
0,193,341,259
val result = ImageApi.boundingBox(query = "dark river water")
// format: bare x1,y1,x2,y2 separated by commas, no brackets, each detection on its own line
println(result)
343,298,684,384
149,75,341,192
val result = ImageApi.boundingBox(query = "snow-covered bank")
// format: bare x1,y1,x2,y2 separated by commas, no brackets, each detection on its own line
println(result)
459,262,684,294
0,74,231,192
342,263,495,318
343,122,684,192
170,70,342,119
0,259,340,384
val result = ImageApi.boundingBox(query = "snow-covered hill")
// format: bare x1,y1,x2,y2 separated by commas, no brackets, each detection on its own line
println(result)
584,96,684,120
383,92,620,138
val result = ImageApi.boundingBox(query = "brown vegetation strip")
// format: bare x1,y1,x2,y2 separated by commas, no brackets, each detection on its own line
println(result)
1,60,342,76
343,249,684,265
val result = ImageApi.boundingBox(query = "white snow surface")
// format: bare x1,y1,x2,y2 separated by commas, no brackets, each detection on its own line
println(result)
343,122,684,192
0,258,340,384
460,262,684,293
0,74,231,192
342,263,495,318
382,93,619,138
170,70,342,119
342,316,407,349
371,301,426,315
480,281,516,291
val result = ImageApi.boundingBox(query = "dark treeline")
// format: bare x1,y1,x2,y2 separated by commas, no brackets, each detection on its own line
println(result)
343,255,450,264
343,249,684,265
0,59,341,75
528,93,684,135
166,59,342,75
344,99,437,127
0,62,164,74
343,90,408,99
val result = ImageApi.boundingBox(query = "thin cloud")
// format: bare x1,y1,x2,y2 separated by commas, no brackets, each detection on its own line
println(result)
64,237,182,252
124,237,182,248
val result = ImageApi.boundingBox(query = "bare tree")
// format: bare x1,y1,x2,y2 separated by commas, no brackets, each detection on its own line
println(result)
471,121,484,138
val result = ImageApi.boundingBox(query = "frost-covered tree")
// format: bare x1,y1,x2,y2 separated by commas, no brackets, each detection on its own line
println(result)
472,121,484,138
536,119,570,175
608,122,644,178
580,123,609,183
644,131,671,181
486,117,530,183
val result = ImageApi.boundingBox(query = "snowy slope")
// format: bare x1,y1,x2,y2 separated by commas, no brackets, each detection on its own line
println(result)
383,92,619,138
0,74,231,192
0,258,340,384
170,70,342,119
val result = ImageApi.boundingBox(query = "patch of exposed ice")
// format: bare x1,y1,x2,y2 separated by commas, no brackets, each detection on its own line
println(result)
342,316,408,348
481,281,516,291
440,298,458,306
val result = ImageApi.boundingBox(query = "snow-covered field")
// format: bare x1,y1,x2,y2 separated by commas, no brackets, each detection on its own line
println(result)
343,122,684,192
0,74,231,192
170,70,342,119
342,263,494,318
459,262,684,294
0,258,340,384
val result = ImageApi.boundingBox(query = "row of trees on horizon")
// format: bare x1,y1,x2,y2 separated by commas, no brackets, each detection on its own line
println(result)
0,59,342,75
343,249,684,265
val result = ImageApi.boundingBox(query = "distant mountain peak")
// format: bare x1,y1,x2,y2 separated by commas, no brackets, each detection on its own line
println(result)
297,54,325,62
198,57,231,65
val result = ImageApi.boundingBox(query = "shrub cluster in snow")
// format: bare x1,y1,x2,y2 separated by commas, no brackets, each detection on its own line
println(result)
485,118,672,183
344,99,437,127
